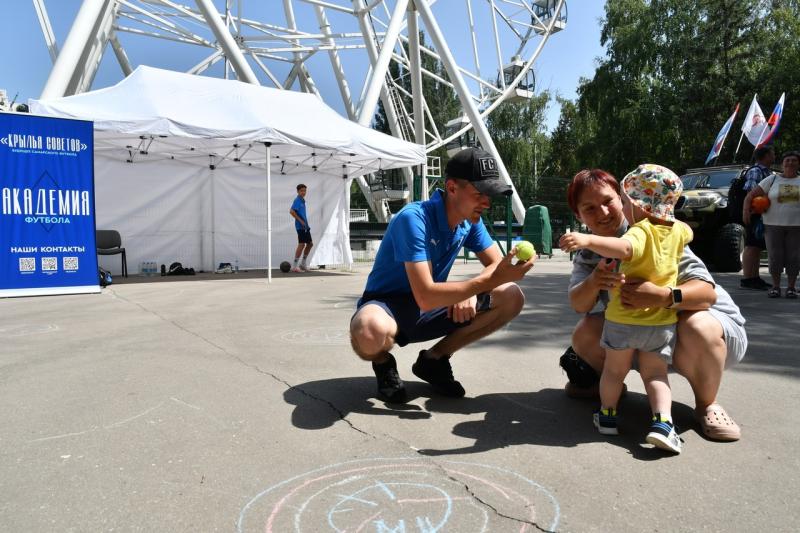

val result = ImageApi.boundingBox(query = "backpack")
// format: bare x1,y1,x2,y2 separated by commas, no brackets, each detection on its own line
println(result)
167,261,196,276
558,345,599,388
728,165,770,224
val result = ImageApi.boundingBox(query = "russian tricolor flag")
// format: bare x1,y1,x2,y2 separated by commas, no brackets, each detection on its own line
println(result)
757,93,785,148
705,104,740,164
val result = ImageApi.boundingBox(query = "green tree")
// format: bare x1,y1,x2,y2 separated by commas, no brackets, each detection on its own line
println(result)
561,0,778,177
485,93,551,221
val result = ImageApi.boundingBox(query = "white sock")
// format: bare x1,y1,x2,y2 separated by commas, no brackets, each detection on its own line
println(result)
293,258,299,266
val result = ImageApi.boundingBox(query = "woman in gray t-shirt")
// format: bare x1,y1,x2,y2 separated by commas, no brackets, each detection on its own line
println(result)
564,168,746,441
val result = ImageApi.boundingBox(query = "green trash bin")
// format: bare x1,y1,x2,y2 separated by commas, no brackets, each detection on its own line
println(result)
522,205,553,257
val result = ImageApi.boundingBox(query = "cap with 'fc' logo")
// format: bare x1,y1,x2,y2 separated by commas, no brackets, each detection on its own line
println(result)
445,148,513,197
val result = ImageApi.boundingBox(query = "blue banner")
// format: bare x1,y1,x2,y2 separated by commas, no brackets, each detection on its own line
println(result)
1,112,98,297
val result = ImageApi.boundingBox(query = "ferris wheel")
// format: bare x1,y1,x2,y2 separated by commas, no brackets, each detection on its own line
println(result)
34,0,567,222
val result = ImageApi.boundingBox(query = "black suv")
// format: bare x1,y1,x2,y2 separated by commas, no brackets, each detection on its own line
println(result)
674,165,747,272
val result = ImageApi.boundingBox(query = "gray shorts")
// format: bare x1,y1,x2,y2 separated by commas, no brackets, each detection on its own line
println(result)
709,308,747,369
600,321,677,363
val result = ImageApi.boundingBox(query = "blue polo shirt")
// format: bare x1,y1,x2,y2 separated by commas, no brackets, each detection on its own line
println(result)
364,189,494,295
291,195,308,230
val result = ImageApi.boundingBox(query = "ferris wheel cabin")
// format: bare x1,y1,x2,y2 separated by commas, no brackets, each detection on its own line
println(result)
445,116,480,158
533,0,568,34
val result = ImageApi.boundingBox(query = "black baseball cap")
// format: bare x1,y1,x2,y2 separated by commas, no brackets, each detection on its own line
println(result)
445,148,513,197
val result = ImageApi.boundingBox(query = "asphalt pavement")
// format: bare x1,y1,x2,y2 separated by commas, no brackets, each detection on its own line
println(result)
1,252,797,532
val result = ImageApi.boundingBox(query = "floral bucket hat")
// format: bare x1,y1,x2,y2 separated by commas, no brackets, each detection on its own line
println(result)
621,163,683,222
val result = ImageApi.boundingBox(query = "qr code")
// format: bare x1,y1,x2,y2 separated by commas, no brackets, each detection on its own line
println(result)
19,257,36,272
63,257,79,271
41,257,58,271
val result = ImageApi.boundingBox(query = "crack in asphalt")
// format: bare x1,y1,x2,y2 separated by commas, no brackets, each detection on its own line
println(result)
107,290,553,531
435,462,552,532
110,290,379,439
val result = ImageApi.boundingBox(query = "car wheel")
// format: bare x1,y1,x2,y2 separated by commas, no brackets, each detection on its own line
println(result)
713,223,745,272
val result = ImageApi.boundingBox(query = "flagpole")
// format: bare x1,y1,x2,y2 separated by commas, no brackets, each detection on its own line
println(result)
754,124,768,149
734,94,758,163
733,131,745,163
714,103,739,165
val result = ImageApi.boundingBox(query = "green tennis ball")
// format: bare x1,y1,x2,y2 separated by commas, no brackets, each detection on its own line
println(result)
515,240,535,261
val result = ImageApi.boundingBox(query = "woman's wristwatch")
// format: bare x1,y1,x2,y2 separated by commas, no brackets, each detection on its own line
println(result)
666,287,683,308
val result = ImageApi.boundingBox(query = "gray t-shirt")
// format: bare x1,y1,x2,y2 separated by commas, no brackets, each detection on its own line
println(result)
568,224,745,328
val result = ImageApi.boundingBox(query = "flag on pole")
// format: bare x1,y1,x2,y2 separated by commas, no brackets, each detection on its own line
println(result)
742,95,767,147
756,93,785,148
705,103,740,164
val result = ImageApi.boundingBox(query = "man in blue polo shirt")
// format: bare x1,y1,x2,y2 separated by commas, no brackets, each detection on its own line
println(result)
349,148,535,402
289,183,312,272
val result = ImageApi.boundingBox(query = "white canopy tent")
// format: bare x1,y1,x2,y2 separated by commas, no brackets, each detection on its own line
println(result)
30,66,425,280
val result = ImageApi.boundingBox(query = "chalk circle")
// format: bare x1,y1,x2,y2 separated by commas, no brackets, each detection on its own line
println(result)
238,457,559,532
0,324,59,337
276,327,350,345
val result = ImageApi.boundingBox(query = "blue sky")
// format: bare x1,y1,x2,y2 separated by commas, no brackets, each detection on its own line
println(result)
0,1,606,132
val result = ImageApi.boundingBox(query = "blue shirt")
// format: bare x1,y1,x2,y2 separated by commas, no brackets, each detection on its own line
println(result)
744,163,772,192
291,195,308,231
364,189,494,295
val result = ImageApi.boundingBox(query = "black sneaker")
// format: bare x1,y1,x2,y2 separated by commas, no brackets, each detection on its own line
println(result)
412,351,465,397
645,414,682,454
372,354,407,403
740,277,770,290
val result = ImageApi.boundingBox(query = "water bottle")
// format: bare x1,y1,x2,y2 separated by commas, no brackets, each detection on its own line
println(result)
235,259,239,273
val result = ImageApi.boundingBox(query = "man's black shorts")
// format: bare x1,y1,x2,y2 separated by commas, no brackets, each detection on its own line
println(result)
353,292,492,347
744,214,765,249
296,228,312,244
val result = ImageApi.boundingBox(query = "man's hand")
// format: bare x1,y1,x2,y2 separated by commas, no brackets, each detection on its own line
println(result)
559,232,590,253
590,258,625,292
620,278,671,309
489,248,535,285
448,295,477,323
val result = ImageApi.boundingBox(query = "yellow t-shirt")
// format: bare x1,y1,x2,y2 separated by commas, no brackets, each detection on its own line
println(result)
605,219,692,326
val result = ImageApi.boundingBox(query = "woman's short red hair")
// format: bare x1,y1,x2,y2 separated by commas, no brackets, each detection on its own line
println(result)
566,169,620,216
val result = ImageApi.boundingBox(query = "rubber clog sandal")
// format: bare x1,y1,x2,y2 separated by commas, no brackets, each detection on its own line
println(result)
696,404,741,442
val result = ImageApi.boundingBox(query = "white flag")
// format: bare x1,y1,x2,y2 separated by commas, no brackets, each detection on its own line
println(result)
741,94,767,147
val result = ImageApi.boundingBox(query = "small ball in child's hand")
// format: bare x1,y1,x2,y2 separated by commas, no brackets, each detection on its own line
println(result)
515,240,535,262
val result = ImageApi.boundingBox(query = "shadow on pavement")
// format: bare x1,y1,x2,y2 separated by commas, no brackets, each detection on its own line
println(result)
284,377,435,430
284,377,694,461
416,388,695,461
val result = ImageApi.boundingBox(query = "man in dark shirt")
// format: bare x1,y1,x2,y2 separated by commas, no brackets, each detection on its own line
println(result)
740,145,774,290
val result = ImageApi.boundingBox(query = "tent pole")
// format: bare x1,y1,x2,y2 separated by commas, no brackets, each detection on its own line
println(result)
266,143,272,283
211,169,216,275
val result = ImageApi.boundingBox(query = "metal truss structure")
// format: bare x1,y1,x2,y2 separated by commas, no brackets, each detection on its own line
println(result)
33,0,566,222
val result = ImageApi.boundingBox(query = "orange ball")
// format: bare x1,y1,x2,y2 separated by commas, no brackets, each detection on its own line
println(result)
751,195,770,214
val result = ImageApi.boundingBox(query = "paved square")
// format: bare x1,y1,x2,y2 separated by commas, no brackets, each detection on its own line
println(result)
1,255,797,531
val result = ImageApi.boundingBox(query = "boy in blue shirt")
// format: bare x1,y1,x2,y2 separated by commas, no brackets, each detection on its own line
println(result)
289,183,312,272
349,148,534,402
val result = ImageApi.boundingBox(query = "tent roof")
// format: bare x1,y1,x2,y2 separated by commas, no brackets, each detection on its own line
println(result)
30,66,425,177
